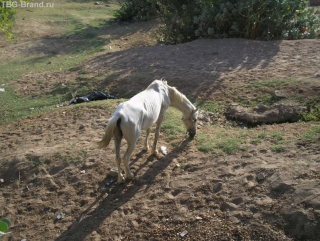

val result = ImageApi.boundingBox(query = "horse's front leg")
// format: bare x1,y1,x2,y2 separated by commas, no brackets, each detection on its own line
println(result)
143,128,151,151
152,112,165,155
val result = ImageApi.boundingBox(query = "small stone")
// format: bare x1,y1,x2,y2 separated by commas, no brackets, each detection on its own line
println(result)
80,170,86,174
213,182,222,193
0,179,4,183
220,202,238,212
256,104,269,112
273,90,287,100
79,124,85,130
267,172,292,192
257,172,265,180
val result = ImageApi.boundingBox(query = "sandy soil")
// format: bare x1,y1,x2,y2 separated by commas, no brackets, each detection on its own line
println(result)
1,19,320,241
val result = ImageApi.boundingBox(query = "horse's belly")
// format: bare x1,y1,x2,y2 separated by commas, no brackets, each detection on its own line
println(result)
141,114,158,130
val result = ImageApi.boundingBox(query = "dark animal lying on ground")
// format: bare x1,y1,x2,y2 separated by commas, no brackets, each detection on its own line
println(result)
68,91,116,105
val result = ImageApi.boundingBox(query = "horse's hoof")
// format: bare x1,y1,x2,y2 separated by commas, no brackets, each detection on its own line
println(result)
118,176,125,184
126,172,134,179
143,146,149,151
152,149,159,155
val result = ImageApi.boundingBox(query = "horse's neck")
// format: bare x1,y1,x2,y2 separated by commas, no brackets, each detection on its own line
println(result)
169,91,194,116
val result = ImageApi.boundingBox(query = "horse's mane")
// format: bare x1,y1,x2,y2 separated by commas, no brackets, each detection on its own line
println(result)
162,80,192,106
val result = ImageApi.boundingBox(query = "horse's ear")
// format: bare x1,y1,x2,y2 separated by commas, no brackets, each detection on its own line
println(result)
160,78,167,85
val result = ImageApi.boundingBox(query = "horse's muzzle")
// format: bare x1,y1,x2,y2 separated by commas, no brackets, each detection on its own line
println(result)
188,129,196,139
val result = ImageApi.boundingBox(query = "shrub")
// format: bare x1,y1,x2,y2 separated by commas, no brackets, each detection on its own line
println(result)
114,0,158,21
0,0,18,39
115,0,320,43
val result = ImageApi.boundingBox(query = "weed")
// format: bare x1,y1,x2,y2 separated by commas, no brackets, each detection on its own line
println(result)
250,138,262,145
26,153,42,169
301,101,320,121
180,163,191,170
270,132,283,141
258,132,268,139
270,145,284,152
162,107,185,142
299,126,320,142
216,138,246,154
196,134,217,153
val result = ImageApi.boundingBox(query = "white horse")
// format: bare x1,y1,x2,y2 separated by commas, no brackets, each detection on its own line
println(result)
98,79,198,183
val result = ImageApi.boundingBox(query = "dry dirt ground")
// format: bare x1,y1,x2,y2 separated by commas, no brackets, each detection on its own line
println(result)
1,19,320,241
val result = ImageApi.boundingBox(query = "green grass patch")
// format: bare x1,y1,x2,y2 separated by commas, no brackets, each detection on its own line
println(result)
250,138,262,145
227,78,301,107
196,128,248,154
180,163,191,170
25,153,43,169
270,145,284,152
0,2,119,124
270,132,283,141
194,100,224,113
0,86,64,124
54,149,88,164
162,107,186,143
196,134,217,153
216,138,247,154
258,131,268,139
299,126,320,142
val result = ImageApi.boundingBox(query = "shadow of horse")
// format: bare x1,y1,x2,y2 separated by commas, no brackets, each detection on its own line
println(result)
56,138,192,241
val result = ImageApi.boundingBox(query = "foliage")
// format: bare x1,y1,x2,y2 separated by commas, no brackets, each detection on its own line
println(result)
270,144,284,152
0,0,17,39
301,98,320,121
114,0,158,21
196,129,248,154
115,0,320,43
299,125,320,142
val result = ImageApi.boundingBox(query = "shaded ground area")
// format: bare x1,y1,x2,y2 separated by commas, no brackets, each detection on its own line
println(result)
1,18,320,241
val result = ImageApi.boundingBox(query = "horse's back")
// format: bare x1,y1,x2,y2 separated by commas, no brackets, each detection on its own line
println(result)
114,84,166,131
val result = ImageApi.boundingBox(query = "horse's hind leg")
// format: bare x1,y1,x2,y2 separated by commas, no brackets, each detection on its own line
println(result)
123,142,136,180
122,129,141,180
114,126,125,183
143,128,151,151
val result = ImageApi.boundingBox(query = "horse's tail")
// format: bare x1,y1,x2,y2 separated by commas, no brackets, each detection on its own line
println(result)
97,114,119,149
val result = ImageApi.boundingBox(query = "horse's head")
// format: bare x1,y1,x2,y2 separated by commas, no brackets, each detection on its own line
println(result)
182,108,199,139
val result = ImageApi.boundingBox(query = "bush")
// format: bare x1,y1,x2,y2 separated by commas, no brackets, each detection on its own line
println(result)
302,98,320,121
115,0,320,44
0,0,17,39
114,0,158,21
